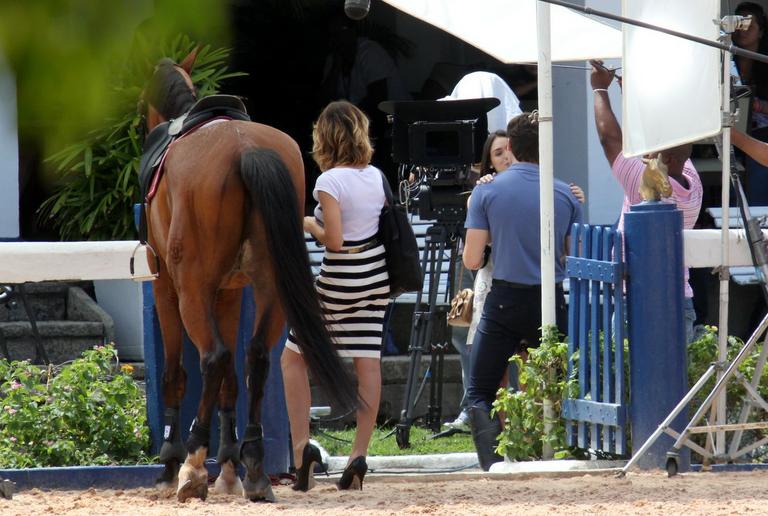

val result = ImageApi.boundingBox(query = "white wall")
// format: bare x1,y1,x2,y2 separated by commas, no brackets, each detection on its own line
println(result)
583,0,625,225
0,52,19,239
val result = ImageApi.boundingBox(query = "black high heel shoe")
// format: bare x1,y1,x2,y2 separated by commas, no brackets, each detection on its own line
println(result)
336,456,367,490
292,442,324,492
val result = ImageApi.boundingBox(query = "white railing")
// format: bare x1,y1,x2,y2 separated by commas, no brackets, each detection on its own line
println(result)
0,241,154,283
683,229,765,268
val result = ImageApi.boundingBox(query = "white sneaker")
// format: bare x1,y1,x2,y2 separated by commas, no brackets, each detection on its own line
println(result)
443,411,470,432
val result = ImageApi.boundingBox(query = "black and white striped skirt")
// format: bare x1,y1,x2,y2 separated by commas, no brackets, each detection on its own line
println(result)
286,235,390,359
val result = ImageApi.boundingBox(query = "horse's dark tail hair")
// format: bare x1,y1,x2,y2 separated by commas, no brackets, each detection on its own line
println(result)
239,148,358,412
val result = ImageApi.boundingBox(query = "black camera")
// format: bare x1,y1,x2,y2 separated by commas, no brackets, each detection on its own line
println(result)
379,98,499,223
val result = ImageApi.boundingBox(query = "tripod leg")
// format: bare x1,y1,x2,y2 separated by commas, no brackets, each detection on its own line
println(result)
396,226,452,448
397,239,435,448
728,330,768,457
620,363,718,475
17,284,49,365
427,345,442,432
670,312,768,454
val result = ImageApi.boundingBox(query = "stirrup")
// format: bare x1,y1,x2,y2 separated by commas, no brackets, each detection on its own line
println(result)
130,241,160,281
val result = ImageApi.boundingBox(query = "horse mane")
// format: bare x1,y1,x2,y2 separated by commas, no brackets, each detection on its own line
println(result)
146,58,197,120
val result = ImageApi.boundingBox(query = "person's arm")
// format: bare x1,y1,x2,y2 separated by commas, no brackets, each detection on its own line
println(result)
561,199,584,265
463,229,490,270
732,128,768,167
304,191,343,251
463,186,490,269
590,60,622,166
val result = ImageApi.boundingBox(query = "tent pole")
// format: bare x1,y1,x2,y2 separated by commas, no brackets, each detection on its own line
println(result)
537,0,556,460
537,1,556,329
717,32,732,457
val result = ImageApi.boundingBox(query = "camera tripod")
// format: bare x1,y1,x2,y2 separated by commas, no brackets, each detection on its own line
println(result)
394,221,463,449
620,167,768,477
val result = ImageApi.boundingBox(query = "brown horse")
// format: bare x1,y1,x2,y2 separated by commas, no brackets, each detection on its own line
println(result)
140,49,356,502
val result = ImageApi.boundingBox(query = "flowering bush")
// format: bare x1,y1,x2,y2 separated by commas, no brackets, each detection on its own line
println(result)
0,345,151,468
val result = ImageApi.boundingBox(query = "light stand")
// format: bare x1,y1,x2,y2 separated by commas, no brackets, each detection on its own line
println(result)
620,22,768,475
538,0,768,473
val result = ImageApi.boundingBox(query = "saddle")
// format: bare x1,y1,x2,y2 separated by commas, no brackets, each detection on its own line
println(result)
137,95,250,243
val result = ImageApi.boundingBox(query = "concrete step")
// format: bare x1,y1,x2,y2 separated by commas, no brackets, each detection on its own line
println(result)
0,284,114,364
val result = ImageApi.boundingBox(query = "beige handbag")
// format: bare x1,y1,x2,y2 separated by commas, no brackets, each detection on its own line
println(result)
447,262,474,327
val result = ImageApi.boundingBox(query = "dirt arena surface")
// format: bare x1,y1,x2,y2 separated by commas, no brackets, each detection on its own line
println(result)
1,470,765,515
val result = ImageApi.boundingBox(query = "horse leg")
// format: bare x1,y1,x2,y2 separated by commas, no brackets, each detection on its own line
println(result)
240,298,284,503
175,287,231,502
152,260,188,490
212,288,244,496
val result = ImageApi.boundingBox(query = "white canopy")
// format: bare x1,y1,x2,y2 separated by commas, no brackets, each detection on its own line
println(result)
381,0,622,63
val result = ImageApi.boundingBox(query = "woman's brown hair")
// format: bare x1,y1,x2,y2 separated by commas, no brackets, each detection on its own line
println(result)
312,100,374,171
478,129,509,175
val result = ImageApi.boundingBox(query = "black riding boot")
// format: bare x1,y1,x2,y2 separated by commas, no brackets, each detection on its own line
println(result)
468,406,503,471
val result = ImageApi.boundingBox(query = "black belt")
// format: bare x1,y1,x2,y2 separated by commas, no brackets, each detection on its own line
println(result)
335,239,380,254
492,279,563,289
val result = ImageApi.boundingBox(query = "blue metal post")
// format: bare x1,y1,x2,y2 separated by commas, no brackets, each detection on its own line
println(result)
136,205,290,474
624,202,689,470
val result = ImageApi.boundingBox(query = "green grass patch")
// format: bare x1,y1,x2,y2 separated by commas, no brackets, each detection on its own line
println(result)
312,426,475,456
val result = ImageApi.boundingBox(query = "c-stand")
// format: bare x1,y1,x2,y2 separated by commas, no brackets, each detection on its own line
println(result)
395,219,464,449
621,116,768,477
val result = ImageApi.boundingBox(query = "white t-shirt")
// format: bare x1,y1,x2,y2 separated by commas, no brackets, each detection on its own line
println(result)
313,165,386,242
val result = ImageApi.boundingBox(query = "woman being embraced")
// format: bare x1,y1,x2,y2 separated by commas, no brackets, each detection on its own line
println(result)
282,100,389,492
466,130,585,347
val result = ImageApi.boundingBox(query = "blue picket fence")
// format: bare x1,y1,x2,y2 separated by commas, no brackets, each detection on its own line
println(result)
562,224,628,456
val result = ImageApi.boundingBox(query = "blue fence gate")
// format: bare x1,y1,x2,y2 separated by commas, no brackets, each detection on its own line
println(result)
562,224,628,456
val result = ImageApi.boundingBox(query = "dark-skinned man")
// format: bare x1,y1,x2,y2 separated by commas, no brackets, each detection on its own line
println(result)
590,59,703,344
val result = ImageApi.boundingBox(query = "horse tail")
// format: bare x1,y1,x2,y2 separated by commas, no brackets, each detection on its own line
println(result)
239,148,358,412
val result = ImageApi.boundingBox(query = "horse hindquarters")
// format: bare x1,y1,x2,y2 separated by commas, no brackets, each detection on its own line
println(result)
238,148,357,411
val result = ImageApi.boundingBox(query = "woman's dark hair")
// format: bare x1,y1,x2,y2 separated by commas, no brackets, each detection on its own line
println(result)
507,112,539,164
737,2,767,33
478,129,509,175
736,2,768,97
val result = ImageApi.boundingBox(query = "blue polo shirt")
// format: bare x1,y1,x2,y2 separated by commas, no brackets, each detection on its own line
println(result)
465,162,582,285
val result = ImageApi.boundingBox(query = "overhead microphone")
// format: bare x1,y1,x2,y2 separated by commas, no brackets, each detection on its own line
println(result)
344,0,370,20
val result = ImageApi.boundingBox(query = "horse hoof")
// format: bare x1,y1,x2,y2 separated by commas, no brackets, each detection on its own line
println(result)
213,474,243,495
243,473,275,503
177,478,208,502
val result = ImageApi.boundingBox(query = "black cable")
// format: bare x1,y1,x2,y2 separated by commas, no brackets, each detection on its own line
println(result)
311,407,356,425
324,461,480,476
312,427,353,444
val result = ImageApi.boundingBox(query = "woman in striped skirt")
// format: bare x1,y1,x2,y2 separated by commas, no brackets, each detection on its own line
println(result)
282,100,390,492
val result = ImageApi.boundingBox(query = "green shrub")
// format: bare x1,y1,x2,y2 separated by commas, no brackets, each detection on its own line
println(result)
0,345,151,468
688,324,768,406
492,325,577,461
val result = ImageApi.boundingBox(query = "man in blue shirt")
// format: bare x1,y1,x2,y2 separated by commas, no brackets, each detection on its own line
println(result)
462,112,583,470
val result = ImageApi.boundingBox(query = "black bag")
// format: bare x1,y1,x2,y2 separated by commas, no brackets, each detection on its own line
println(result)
378,173,423,297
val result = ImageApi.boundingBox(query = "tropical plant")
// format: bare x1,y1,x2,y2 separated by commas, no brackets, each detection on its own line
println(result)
0,345,151,468
38,35,244,241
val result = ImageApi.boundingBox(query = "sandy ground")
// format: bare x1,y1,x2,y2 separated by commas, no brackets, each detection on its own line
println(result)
1,470,765,515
